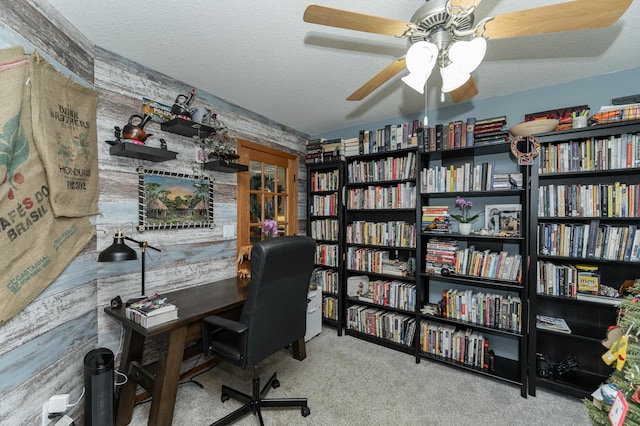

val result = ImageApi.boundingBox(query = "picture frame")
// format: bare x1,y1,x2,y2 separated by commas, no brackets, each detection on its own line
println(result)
138,166,214,231
484,204,522,236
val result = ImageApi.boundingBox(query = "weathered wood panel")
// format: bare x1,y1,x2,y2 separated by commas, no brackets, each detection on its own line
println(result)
0,0,93,82
0,3,310,424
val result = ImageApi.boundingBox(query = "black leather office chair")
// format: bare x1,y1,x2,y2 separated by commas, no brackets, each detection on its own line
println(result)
202,235,316,426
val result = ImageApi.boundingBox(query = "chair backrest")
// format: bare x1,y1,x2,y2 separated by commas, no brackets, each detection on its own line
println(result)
240,235,316,366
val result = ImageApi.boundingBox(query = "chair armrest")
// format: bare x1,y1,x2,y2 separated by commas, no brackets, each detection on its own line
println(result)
201,315,249,362
203,315,248,334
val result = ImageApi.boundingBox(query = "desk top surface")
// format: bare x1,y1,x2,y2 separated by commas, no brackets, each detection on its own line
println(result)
104,276,250,335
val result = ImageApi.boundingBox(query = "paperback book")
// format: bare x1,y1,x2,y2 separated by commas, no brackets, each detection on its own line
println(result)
126,293,178,328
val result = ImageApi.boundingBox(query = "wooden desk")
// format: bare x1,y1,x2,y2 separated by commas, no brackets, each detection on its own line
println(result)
104,276,306,426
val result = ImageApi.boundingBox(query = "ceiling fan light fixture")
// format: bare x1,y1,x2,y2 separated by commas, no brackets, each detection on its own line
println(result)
402,41,438,94
448,37,487,74
440,63,471,93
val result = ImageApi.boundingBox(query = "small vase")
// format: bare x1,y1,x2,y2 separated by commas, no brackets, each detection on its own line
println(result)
458,222,472,235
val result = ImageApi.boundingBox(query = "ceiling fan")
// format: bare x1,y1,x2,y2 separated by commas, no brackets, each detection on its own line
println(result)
303,0,632,104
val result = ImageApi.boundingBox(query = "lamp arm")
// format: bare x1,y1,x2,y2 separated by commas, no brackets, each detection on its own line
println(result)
123,236,161,253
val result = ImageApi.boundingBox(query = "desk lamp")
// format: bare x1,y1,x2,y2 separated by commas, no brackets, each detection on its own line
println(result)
98,229,161,296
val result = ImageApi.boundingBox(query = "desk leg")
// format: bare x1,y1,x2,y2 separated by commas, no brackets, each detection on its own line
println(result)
148,325,188,426
292,338,306,361
116,328,145,426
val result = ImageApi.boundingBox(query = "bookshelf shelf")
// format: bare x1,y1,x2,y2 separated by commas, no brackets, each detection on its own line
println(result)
530,119,640,398
307,161,345,333
343,147,419,356
418,134,530,398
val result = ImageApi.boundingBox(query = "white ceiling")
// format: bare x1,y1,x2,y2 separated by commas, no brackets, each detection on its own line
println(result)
44,0,640,137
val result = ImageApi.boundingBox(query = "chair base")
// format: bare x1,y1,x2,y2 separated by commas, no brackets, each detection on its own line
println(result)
211,369,310,426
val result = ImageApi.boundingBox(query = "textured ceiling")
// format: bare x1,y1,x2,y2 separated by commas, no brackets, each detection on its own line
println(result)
44,0,640,137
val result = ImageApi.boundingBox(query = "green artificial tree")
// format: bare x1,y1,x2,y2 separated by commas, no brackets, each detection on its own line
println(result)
585,279,640,425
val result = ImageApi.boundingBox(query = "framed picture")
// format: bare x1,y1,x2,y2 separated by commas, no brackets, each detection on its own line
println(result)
138,167,213,231
484,204,521,236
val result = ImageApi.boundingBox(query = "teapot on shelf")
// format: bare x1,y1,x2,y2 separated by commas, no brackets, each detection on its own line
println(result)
191,107,213,126
122,114,153,144
170,88,195,119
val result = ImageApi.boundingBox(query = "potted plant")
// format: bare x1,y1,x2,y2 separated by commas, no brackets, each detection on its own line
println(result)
450,196,481,235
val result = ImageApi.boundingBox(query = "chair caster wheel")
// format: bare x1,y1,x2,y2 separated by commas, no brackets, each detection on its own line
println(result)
301,406,310,417
221,393,229,403
272,379,280,389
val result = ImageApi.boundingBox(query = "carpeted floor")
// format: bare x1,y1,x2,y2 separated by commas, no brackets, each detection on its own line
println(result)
129,327,591,425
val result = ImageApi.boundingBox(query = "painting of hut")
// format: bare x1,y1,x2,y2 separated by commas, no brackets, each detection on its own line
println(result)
138,167,213,230
147,198,168,219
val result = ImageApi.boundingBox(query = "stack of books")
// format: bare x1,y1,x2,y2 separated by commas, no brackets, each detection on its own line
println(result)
536,315,572,333
306,138,344,163
425,239,458,275
472,116,509,145
125,293,178,328
422,206,450,233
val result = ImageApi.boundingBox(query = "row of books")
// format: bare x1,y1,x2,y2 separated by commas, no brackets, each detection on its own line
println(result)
422,115,508,152
309,170,340,192
125,293,178,328
419,321,490,369
439,289,522,333
419,162,522,193
453,248,523,283
309,219,339,241
314,243,339,267
536,261,580,297
346,220,417,248
347,304,417,347
322,296,339,320
537,221,640,262
347,152,417,183
354,278,416,312
538,132,640,174
538,182,640,218
355,120,423,155
309,193,338,216
425,239,522,282
346,247,414,276
305,138,345,163
311,267,339,294
346,183,416,210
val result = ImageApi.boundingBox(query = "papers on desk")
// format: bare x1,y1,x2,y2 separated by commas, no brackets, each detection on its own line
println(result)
125,293,178,328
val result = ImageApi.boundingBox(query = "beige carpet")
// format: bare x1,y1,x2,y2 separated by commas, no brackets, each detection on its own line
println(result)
129,327,590,425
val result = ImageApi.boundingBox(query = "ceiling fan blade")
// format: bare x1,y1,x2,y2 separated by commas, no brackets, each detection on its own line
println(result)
450,77,478,104
347,57,407,101
450,0,483,10
303,4,414,37
484,0,632,40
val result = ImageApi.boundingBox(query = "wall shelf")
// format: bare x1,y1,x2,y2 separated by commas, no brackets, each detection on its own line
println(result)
160,118,213,138
203,160,248,173
109,142,177,162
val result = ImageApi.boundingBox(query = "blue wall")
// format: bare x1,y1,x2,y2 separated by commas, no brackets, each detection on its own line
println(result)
314,67,640,140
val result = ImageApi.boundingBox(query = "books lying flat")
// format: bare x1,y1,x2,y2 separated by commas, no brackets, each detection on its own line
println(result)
126,293,178,328
536,315,571,333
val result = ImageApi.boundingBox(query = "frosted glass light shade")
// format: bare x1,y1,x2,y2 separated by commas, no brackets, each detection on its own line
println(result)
448,37,487,74
401,72,427,94
440,63,471,93
401,41,438,94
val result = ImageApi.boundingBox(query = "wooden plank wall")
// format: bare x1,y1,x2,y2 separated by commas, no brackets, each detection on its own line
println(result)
0,1,309,424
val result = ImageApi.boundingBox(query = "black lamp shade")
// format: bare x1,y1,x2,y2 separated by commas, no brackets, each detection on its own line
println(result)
98,236,137,262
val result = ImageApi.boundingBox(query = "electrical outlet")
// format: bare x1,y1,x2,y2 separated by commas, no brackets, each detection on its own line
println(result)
48,394,69,414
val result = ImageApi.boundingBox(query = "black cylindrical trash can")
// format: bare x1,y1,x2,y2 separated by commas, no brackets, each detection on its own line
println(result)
84,348,114,426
